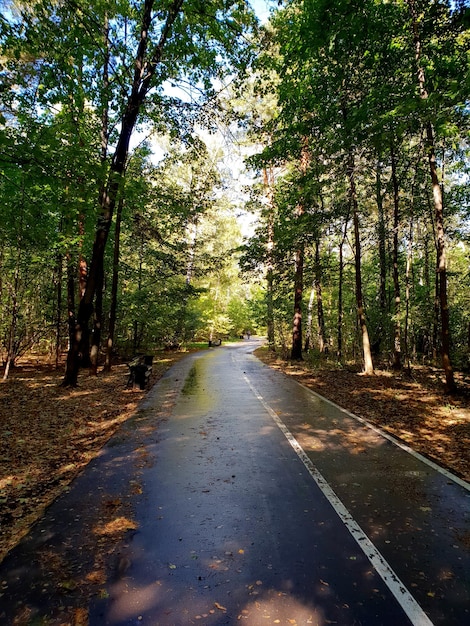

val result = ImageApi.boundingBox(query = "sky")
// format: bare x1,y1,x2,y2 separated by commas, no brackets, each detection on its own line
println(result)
250,0,276,23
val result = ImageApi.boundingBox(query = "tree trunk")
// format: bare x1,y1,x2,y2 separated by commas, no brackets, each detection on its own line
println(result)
90,268,104,375
90,10,111,376
376,156,387,356
133,236,145,354
404,213,413,372
104,196,124,371
433,257,440,361
407,0,455,392
391,143,401,370
55,251,63,369
304,285,314,352
290,245,304,361
428,122,455,392
263,168,276,351
348,150,374,375
266,266,275,351
62,0,185,386
290,140,309,361
337,216,348,362
3,246,21,381
314,239,327,352
63,252,81,386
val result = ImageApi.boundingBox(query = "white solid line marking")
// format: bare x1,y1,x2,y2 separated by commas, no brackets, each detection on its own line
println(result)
243,373,435,626
294,379,470,492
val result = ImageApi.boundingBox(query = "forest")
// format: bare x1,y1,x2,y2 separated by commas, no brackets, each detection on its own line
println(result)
0,0,469,391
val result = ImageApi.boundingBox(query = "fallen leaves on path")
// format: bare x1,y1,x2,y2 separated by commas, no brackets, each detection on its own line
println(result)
0,352,186,564
255,348,470,482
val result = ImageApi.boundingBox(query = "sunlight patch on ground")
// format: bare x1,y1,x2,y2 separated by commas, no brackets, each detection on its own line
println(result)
93,516,138,537
238,590,324,625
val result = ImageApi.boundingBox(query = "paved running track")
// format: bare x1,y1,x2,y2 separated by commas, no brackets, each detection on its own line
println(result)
1,340,469,625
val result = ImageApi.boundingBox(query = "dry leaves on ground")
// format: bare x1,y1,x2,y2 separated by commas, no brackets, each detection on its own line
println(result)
0,352,186,564
1,346,469,570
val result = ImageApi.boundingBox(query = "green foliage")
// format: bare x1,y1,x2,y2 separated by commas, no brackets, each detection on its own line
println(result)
1,0,469,377
242,0,470,371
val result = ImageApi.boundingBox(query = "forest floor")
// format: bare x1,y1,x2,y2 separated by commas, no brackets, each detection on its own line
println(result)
1,345,469,569
0,351,190,566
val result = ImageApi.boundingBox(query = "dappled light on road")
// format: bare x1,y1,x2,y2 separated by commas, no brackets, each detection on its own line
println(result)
1,343,468,625
106,575,329,625
255,349,470,482
292,421,385,455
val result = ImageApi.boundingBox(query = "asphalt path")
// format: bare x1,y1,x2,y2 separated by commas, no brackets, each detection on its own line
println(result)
1,340,469,625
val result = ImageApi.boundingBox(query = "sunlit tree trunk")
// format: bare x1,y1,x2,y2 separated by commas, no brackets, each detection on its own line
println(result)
263,168,276,351
304,285,314,352
407,0,455,393
348,150,374,375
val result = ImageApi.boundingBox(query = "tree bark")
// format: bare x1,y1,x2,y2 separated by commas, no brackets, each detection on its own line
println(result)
376,156,387,356
54,250,63,369
290,245,304,360
3,245,21,381
391,143,402,370
428,121,455,392
404,212,413,372
304,285,314,353
104,196,124,371
263,168,276,351
64,251,81,385
290,140,309,361
348,150,374,375
407,0,456,392
314,239,327,353
90,10,111,376
63,0,185,386
90,267,104,375
337,215,349,362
